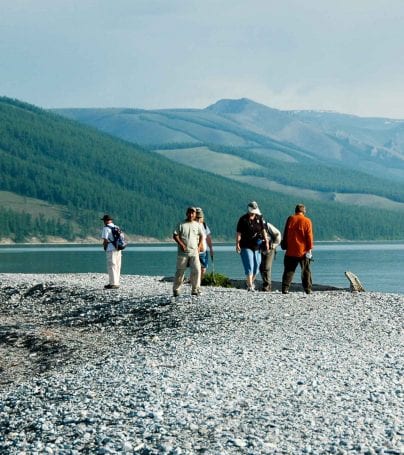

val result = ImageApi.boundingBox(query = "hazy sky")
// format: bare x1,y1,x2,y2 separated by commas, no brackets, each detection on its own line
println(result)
1,0,404,118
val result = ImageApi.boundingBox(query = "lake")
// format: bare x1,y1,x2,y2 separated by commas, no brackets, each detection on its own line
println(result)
0,241,403,294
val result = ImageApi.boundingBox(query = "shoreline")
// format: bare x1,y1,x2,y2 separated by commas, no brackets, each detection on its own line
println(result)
1,239,404,245
1,273,403,453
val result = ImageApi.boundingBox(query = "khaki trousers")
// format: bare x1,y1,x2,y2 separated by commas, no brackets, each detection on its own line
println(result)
106,250,122,285
173,254,201,294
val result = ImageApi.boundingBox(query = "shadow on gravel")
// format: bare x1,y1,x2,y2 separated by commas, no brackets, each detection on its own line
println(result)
0,325,75,380
54,296,182,338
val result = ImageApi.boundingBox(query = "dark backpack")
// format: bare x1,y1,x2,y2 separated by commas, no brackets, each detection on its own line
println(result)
109,225,127,251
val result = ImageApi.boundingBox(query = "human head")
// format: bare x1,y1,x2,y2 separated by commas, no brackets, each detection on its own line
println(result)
101,214,113,224
247,201,261,216
196,207,204,221
295,204,306,214
186,206,197,221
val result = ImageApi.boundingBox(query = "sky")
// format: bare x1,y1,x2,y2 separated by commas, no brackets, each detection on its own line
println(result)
1,0,404,118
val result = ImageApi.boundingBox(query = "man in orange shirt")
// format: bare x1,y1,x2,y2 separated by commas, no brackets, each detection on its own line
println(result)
281,204,314,294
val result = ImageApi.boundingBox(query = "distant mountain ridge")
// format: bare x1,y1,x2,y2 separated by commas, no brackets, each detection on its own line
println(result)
54,98,404,214
1,96,404,241
54,98,404,181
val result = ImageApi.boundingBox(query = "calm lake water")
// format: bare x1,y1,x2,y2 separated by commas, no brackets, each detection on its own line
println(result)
0,241,403,294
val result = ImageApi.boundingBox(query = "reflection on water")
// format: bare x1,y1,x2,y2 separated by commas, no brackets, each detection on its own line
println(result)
0,242,403,294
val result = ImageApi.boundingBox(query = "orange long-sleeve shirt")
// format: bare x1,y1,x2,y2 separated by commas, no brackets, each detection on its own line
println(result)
285,213,314,257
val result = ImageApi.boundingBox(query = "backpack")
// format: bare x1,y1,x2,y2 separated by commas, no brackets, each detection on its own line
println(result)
109,225,127,251
261,220,280,252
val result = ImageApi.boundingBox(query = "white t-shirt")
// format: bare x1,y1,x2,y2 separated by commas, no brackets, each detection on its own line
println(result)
101,223,116,252
200,223,211,253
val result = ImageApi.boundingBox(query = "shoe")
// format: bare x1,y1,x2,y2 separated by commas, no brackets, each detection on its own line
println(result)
173,290,179,297
304,289,312,294
247,286,255,292
282,289,289,294
191,289,201,296
104,284,119,289
262,287,271,292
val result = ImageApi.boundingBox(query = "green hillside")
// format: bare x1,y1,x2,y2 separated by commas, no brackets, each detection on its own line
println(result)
1,97,404,242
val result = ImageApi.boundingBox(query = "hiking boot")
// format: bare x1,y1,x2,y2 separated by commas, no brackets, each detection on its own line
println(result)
262,287,271,292
304,289,312,294
282,288,289,294
247,286,255,292
104,284,119,289
173,290,180,297
191,289,201,296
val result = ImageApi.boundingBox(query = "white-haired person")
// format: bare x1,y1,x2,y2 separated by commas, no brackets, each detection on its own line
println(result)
236,201,269,292
195,207,214,278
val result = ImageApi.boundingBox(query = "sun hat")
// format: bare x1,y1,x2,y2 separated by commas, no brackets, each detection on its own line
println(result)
247,201,261,215
196,207,204,219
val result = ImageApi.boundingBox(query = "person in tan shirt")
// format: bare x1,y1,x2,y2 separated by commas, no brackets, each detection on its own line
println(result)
172,207,204,297
281,204,314,294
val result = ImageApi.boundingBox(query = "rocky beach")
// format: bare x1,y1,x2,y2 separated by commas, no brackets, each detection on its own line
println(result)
0,273,402,454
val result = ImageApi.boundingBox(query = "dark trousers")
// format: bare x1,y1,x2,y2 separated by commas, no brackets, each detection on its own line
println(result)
282,255,312,292
259,249,276,291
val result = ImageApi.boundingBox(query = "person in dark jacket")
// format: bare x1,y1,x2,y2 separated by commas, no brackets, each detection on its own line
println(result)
236,201,269,292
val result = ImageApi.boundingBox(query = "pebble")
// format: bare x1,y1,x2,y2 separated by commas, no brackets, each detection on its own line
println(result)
0,273,403,454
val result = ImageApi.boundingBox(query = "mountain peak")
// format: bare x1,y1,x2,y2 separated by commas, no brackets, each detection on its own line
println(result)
205,98,271,114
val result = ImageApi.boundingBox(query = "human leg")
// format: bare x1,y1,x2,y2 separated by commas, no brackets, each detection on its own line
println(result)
199,251,209,278
106,250,121,286
282,255,299,293
251,249,261,289
173,255,188,295
189,255,202,294
300,257,313,293
260,249,275,291
240,248,255,290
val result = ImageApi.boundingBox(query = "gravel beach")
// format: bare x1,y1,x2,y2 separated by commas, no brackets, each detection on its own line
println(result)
0,273,402,454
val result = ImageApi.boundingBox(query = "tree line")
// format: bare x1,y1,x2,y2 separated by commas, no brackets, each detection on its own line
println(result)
0,96,403,242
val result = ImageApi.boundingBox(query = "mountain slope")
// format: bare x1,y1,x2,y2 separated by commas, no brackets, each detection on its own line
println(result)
1,97,404,241
54,98,404,210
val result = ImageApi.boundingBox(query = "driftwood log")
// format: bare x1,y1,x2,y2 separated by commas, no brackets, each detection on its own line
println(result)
345,271,366,292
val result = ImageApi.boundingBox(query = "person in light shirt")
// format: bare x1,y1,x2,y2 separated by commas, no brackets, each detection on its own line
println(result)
195,207,214,279
172,207,204,297
101,214,122,289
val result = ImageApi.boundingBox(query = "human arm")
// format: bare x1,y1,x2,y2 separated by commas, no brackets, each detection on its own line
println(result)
236,232,241,253
101,226,111,251
304,219,314,253
206,234,214,258
173,233,187,252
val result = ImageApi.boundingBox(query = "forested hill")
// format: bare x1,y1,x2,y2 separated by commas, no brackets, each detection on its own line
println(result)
0,96,403,242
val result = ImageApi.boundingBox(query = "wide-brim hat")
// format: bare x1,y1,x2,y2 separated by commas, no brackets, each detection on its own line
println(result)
247,201,261,215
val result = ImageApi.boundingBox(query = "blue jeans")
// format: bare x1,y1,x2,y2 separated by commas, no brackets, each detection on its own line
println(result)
199,251,209,269
240,248,261,276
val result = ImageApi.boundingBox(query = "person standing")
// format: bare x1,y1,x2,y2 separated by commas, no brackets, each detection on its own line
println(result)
196,207,214,278
281,204,314,294
101,214,122,290
173,207,204,297
259,219,281,292
236,201,269,291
